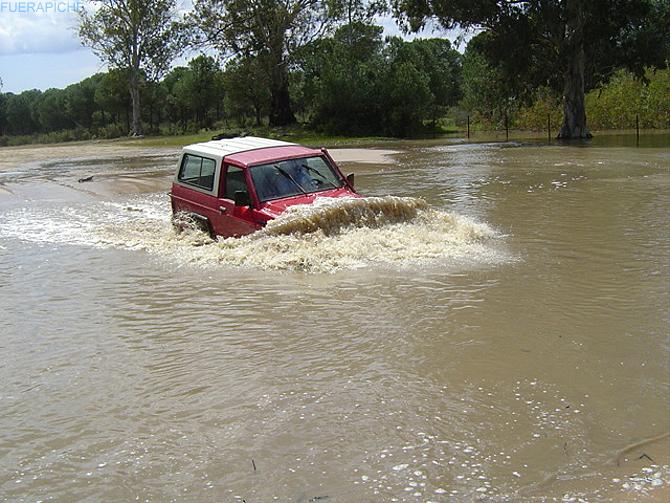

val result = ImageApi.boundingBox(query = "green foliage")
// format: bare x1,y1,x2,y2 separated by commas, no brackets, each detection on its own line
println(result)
5,91,40,135
297,23,462,137
1,8,667,147
95,69,131,131
463,65,670,131
514,89,562,131
644,66,670,128
191,0,330,126
223,56,270,127
298,23,386,134
64,75,102,130
383,59,432,136
393,0,670,137
459,47,511,127
184,56,223,128
585,67,670,129
78,0,185,134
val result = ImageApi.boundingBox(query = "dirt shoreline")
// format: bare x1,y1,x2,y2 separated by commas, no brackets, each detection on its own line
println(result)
0,141,400,173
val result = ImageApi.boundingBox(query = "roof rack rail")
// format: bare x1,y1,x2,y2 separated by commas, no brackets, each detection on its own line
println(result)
211,132,248,141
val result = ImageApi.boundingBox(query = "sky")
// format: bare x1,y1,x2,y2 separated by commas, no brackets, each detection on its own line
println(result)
0,2,456,94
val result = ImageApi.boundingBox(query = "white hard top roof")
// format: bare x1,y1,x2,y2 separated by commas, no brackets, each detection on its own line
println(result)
183,136,296,158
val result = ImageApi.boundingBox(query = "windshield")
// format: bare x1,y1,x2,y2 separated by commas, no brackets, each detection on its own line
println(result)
250,156,345,202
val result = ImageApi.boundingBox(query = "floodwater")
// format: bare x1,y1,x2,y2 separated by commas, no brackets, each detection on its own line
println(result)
0,135,669,502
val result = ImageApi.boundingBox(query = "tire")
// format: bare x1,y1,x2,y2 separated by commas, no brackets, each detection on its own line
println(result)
171,212,214,239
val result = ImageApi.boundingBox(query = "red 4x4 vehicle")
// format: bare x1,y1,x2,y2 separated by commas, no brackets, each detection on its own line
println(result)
170,136,358,238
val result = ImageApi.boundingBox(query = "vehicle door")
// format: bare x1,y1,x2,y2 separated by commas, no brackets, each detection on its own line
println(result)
171,153,221,234
216,165,262,238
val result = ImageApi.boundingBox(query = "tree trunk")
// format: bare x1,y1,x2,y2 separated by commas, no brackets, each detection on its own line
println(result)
269,63,295,126
129,68,142,136
558,2,591,139
267,32,295,127
558,44,591,139
254,102,262,126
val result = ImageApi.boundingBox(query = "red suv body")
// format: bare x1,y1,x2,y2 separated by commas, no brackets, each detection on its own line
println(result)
170,137,358,238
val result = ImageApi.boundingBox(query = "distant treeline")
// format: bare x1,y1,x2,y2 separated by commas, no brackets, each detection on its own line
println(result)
0,23,668,146
468,64,670,132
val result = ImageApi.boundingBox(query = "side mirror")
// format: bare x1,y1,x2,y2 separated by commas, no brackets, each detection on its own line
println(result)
346,173,355,188
234,190,251,207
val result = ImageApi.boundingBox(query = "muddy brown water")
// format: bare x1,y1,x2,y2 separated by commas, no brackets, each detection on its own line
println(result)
0,135,669,502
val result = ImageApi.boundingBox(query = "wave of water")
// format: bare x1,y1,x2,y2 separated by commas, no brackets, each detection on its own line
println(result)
0,195,506,273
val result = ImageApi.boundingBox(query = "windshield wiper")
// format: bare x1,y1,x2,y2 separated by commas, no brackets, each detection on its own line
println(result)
273,164,307,195
301,164,337,189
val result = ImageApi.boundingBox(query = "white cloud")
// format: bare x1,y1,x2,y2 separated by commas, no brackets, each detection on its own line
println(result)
0,7,82,55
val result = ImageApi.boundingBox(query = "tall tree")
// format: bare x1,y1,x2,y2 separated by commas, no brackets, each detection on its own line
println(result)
190,0,352,126
223,56,270,126
78,0,184,136
95,69,133,131
393,0,670,139
181,55,222,129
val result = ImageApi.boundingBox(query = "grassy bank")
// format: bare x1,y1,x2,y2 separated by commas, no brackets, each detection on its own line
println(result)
118,127,399,149
1,125,666,154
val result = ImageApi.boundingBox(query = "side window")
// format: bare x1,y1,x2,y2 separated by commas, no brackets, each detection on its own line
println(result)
178,154,216,191
224,166,248,200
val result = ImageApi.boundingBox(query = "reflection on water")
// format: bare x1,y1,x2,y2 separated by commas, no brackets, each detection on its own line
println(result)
0,135,669,502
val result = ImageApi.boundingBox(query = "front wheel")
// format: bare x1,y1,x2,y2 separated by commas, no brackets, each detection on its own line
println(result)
171,212,215,239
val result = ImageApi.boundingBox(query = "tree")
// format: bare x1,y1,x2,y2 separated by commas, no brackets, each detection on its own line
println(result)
95,69,132,132
63,75,102,130
387,37,462,128
181,55,222,129
297,22,461,136
393,0,670,139
459,42,512,127
79,0,184,136
190,0,348,127
223,56,270,126
297,22,387,134
162,66,190,128
5,91,41,135
37,89,73,132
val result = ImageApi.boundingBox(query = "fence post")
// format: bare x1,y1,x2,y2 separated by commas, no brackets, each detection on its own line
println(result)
467,115,470,139
547,113,551,142
505,113,509,141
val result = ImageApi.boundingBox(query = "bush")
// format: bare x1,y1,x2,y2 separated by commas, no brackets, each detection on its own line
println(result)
515,88,562,131
97,123,126,139
585,66,670,129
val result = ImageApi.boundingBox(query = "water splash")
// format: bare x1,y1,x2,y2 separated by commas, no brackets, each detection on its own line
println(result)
0,194,506,273
264,196,429,236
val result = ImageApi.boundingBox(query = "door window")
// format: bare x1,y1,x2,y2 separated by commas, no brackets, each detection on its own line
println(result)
224,166,248,200
178,154,217,191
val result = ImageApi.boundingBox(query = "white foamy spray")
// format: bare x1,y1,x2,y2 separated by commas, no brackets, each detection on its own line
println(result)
0,194,506,273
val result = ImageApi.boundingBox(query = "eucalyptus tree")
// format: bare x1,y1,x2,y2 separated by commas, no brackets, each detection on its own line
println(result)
190,0,380,126
78,0,185,136
393,0,670,139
